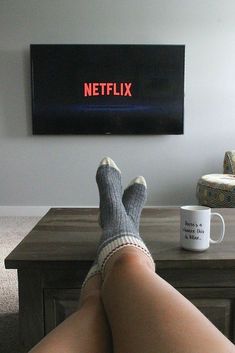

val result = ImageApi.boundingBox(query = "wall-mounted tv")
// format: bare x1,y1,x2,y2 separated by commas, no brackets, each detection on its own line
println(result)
30,44,185,135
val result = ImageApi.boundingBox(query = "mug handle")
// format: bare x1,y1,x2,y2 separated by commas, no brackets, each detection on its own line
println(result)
210,212,225,244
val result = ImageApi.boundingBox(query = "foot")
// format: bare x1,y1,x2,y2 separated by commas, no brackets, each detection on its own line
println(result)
96,157,123,230
122,176,147,226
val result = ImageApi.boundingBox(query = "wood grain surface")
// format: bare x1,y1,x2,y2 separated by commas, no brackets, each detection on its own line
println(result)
5,207,235,269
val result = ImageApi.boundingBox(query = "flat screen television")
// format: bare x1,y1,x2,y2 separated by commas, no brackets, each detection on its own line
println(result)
30,44,185,134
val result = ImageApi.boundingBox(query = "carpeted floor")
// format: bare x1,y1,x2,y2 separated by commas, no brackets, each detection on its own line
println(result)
0,216,40,353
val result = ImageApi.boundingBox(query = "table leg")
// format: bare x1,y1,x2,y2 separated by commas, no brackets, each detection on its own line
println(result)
18,269,45,353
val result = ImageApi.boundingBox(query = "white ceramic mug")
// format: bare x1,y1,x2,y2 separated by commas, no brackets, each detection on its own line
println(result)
180,206,225,251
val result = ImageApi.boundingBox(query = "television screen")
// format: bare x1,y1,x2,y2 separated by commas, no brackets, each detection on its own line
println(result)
30,44,185,134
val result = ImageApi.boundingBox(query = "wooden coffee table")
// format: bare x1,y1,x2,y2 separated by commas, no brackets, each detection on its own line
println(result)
5,207,235,352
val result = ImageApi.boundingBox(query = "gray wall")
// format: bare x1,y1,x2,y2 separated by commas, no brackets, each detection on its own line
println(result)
1,0,235,206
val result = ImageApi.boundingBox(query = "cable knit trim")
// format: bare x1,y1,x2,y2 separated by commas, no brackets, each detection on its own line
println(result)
98,235,155,276
97,232,140,253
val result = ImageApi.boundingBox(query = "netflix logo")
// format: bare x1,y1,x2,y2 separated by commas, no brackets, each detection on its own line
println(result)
84,82,132,97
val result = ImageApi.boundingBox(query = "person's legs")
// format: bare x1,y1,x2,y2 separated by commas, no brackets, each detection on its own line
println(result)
95,157,235,353
102,247,235,353
28,273,112,353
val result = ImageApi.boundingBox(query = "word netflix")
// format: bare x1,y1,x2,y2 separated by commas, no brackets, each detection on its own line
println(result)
84,82,132,97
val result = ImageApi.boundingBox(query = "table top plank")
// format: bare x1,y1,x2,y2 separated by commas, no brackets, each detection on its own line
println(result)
5,207,235,269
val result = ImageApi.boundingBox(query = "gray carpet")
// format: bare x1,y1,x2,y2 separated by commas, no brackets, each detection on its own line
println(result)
0,217,40,353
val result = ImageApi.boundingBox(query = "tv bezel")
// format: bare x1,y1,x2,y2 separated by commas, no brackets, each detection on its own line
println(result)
30,44,185,135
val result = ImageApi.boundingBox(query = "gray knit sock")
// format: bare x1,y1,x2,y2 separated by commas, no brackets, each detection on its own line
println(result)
122,176,147,226
81,158,121,288
96,157,154,276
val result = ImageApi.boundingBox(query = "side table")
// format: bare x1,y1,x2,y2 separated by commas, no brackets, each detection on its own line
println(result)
5,207,235,352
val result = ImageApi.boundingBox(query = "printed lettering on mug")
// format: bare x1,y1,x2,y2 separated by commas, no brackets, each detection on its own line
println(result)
180,206,225,251
182,220,204,240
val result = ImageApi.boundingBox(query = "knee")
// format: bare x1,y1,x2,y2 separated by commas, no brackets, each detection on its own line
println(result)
113,250,143,268
107,247,154,276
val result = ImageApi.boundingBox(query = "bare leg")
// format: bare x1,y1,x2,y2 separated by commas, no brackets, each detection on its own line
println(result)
102,247,235,353
29,274,112,353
